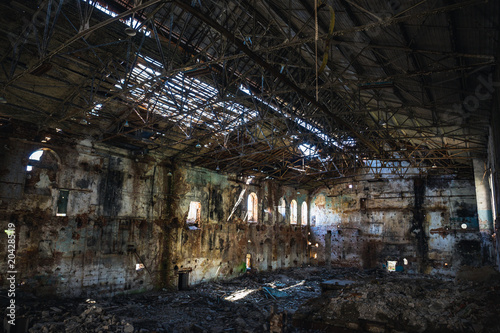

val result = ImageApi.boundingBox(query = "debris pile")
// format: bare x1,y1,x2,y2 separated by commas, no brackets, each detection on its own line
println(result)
2,266,499,332
3,267,328,333
293,268,500,332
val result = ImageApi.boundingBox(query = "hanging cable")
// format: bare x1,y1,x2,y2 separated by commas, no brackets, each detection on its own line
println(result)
318,4,335,74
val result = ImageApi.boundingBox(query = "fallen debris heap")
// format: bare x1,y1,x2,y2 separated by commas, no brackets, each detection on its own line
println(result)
2,266,500,332
293,266,500,333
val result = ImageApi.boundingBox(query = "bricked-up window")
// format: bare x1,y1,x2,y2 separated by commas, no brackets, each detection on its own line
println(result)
186,201,201,224
301,201,308,225
290,200,298,224
278,197,286,217
247,192,258,222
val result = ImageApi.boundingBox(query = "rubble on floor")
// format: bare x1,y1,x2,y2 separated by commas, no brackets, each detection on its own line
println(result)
2,266,500,333
293,267,500,333
2,267,329,333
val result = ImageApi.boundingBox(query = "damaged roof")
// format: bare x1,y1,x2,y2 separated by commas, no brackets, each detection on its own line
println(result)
0,0,498,187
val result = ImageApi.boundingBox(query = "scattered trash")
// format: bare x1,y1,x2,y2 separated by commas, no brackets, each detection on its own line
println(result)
262,287,289,299
6,266,499,333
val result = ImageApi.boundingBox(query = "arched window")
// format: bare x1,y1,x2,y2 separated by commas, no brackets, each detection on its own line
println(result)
25,148,59,196
26,149,45,172
186,201,201,224
290,200,298,224
278,197,286,217
301,201,308,226
248,192,258,222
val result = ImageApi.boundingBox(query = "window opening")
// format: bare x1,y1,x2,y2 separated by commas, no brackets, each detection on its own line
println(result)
178,272,189,290
247,193,258,222
301,201,308,225
360,198,367,211
278,197,286,217
25,148,59,196
26,149,44,171
290,200,298,224
56,190,69,216
186,201,201,224
387,261,397,272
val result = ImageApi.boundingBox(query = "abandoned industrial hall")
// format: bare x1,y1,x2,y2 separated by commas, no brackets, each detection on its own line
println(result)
1,0,500,332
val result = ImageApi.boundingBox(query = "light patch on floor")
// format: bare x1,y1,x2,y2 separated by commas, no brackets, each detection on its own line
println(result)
224,288,257,301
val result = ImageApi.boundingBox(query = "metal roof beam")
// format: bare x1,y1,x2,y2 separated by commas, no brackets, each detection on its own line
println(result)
172,0,381,155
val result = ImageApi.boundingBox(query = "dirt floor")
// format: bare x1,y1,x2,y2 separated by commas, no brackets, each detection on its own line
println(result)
2,266,500,333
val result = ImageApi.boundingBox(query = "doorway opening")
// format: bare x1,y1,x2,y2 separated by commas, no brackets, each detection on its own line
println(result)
178,272,189,290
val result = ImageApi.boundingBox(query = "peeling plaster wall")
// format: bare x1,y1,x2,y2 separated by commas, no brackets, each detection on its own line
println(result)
1,129,485,297
0,134,311,296
308,176,481,275
169,166,309,287
0,137,165,297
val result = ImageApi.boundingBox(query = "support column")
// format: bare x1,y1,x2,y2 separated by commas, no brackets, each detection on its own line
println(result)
473,158,494,264
490,58,500,270
488,125,500,270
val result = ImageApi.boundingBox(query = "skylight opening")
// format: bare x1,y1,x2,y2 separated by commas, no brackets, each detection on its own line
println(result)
342,137,356,147
238,84,351,154
83,0,354,156
82,0,150,36
120,54,259,136
298,143,319,158
90,103,102,116
82,0,117,18
124,17,151,37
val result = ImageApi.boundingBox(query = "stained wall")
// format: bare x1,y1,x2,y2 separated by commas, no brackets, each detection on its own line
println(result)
169,166,309,286
308,175,481,274
0,130,309,296
0,135,166,297
0,124,489,297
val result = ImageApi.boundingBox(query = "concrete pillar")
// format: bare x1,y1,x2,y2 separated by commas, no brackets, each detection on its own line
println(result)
473,158,494,263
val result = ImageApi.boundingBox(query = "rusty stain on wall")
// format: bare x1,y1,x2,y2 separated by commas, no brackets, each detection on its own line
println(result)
308,175,481,274
0,127,486,297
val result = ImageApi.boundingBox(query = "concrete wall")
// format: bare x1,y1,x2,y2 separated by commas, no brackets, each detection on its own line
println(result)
169,166,309,286
0,126,489,297
0,132,310,296
308,175,481,275
0,136,165,297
